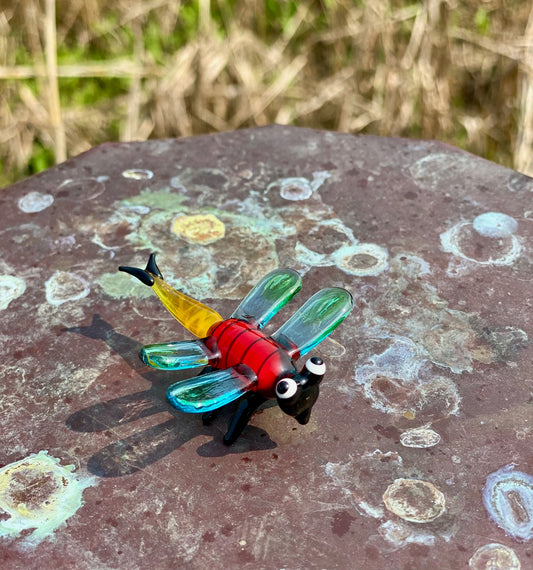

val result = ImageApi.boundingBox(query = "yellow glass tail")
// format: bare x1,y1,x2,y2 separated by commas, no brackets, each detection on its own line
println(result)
151,275,223,338
119,254,223,338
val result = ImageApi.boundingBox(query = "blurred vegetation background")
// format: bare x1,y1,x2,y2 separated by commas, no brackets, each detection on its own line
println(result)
1,0,533,188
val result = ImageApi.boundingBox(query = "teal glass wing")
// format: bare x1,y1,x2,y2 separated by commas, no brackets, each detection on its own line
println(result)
272,287,353,358
231,269,302,329
140,340,213,371
166,365,257,413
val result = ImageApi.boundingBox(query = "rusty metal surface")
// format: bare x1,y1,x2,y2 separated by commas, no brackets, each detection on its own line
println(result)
0,125,532,568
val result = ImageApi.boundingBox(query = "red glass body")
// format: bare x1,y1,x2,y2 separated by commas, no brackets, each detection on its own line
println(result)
208,319,294,398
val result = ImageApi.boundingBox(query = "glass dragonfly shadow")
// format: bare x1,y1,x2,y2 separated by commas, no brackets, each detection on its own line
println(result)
119,254,353,445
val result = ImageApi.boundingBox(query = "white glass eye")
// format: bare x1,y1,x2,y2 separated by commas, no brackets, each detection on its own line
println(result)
275,378,298,399
305,357,326,376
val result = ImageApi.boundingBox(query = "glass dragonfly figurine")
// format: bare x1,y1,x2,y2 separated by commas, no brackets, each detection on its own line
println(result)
119,254,353,445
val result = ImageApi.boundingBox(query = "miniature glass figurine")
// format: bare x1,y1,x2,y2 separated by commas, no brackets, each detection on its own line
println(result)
119,254,353,444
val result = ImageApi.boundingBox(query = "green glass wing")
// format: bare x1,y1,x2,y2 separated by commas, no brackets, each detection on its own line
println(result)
140,340,213,371
166,365,257,413
272,287,353,358
231,269,302,328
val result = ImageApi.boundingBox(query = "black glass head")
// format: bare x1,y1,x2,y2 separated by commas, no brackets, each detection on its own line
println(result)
275,357,326,425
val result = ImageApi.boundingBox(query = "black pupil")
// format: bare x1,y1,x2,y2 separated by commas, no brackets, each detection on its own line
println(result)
277,381,289,394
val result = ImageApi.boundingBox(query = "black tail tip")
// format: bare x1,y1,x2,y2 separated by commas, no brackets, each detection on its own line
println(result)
118,265,155,286
118,252,163,287
146,253,163,279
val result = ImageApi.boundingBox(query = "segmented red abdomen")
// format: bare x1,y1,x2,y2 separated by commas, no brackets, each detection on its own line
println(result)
208,318,293,398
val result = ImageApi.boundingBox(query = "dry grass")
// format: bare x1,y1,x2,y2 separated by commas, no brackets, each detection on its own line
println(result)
1,0,533,186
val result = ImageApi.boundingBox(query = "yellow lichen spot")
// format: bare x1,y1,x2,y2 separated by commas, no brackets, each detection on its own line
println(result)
0,451,95,545
403,410,416,420
383,478,446,523
171,213,225,245
17,503,31,517
469,543,521,570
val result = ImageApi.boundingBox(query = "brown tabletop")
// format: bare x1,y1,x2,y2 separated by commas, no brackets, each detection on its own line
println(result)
0,126,531,568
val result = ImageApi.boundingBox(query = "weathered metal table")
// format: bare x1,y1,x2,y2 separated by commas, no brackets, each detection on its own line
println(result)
0,126,531,568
